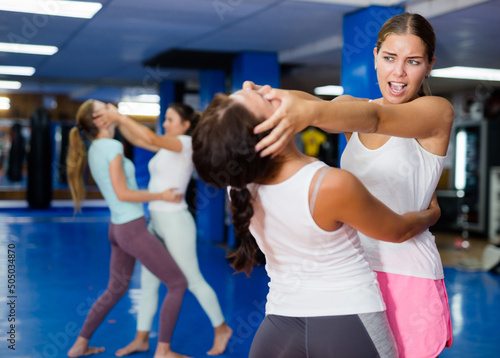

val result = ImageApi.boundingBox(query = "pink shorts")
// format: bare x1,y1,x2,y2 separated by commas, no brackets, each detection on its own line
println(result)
376,271,453,358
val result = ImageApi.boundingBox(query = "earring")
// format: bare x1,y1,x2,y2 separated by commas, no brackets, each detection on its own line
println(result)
425,74,430,79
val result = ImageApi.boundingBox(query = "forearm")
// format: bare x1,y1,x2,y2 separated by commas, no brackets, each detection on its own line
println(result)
118,115,157,146
289,90,321,101
115,117,146,147
116,188,162,203
310,100,380,134
397,208,440,242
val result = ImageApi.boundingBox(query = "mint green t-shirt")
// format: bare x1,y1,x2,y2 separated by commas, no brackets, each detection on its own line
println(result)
88,138,144,224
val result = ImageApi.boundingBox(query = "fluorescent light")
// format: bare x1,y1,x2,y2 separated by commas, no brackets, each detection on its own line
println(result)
0,66,35,76
455,130,467,190
0,42,58,55
290,0,401,5
431,66,500,81
0,0,102,19
0,97,10,110
118,102,160,117
135,94,160,103
122,94,160,103
0,81,22,90
314,85,344,96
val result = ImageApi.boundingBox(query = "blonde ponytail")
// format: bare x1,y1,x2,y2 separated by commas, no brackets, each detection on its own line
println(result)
66,126,87,212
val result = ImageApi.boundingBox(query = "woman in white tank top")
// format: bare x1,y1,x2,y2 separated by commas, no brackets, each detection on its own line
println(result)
244,12,453,358
191,88,440,358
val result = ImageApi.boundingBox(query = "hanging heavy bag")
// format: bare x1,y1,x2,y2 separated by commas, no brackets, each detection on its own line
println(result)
7,123,26,182
27,108,52,208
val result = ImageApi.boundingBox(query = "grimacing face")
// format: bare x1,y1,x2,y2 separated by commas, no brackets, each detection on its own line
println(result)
374,33,435,104
230,85,280,119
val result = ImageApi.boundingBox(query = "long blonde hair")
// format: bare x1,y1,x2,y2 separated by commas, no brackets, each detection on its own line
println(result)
66,99,99,211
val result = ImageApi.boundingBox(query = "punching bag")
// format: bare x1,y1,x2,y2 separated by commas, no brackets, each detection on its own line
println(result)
27,108,52,209
7,123,26,182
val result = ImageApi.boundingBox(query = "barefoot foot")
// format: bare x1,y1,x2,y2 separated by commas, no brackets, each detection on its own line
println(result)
68,336,105,357
115,338,149,356
207,322,233,356
154,342,191,358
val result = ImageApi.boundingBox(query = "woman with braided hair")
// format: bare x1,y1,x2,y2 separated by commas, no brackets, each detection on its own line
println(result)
245,13,453,357
191,88,441,357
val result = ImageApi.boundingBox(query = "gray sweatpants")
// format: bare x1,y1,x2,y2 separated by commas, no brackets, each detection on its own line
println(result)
249,312,398,358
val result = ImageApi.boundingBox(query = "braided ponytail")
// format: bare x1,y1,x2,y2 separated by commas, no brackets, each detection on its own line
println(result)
228,187,258,275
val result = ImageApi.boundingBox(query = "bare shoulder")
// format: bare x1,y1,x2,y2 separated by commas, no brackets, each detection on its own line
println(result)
413,95,451,105
413,96,454,117
312,168,363,228
320,168,361,200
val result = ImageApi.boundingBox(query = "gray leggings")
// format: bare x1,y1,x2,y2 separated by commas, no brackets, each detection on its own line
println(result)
78,217,187,343
249,312,398,358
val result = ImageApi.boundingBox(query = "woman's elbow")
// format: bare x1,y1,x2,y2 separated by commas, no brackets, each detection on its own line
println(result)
369,119,379,134
143,134,157,146
389,225,412,243
114,190,128,201
367,105,382,133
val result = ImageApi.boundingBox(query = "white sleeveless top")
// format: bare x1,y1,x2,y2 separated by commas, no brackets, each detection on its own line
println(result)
341,132,446,279
247,161,385,317
147,135,193,212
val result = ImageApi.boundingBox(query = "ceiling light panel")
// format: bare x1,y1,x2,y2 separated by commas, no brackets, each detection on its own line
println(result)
0,81,22,90
0,66,36,76
0,0,102,19
0,42,58,55
431,66,500,81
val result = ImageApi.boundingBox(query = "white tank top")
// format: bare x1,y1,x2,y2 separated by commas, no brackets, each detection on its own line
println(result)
147,135,193,212
248,161,386,317
341,132,446,279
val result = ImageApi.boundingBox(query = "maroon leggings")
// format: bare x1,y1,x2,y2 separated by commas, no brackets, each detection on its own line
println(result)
79,216,187,343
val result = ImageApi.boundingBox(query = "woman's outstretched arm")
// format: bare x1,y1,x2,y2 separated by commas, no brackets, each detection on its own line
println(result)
253,87,453,158
94,104,184,153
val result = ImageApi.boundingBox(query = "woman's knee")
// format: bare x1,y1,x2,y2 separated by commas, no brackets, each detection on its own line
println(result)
187,277,212,296
97,289,125,307
170,274,188,292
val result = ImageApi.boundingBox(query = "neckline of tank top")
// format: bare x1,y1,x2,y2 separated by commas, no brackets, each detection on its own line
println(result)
257,160,326,188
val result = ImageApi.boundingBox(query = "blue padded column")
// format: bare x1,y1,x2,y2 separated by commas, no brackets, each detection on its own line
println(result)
196,70,227,243
157,80,176,134
340,6,404,161
231,52,280,93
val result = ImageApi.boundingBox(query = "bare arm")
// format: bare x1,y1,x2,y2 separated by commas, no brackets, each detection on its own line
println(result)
311,96,454,140
94,104,183,153
255,88,454,157
313,168,440,242
108,155,182,203
243,81,321,101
